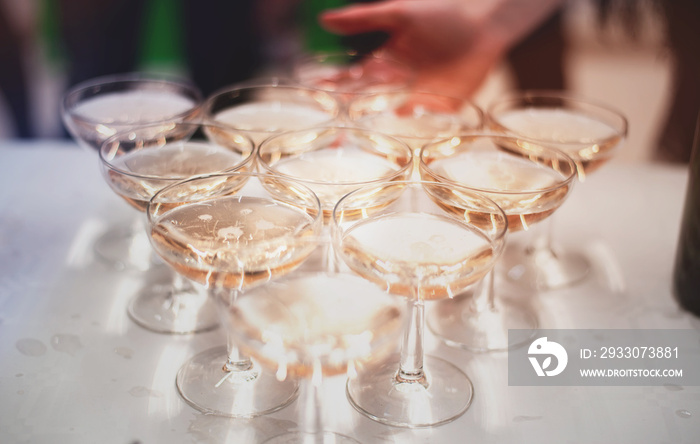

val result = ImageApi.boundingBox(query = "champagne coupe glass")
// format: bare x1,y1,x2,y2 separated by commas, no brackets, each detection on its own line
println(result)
258,126,413,220
291,51,415,113
229,270,406,443
420,134,577,351
61,72,202,270
147,172,323,417
487,91,628,289
99,122,255,333
204,83,340,147
257,126,413,269
347,90,484,178
332,180,508,427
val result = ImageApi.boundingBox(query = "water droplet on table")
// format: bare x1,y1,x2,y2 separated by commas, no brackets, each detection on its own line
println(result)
129,386,162,398
51,334,82,356
16,338,47,356
513,415,543,422
115,347,134,359
676,409,692,419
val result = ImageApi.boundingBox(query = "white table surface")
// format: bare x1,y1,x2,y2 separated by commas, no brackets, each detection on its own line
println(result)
1,140,698,444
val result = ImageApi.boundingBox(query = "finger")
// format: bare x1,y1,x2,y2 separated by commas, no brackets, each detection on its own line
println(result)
320,1,404,35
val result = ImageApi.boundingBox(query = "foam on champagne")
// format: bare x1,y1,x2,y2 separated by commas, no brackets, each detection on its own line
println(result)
498,108,618,144
340,212,495,298
214,102,332,132
274,149,399,183
426,150,570,228
429,150,564,193
113,143,245,178
270,147,404,213
106,143,247,211
348,213,490,264
358,112,462,140
73,90,196,124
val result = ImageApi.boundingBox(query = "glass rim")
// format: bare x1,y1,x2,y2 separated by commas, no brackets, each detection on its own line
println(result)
486,89,629,141
211,75,295,90
203,83,342,126
347,88,482,107
256,125,414,187
147,170,323,228
291,50,417,94
419,133,578,196
330,179,509,243
292,49,413,69
61,72,203,126
99,121,256,181
346,89,485,135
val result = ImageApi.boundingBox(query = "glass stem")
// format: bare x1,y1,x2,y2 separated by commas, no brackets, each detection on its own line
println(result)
137,213,160,267
472,269,497,314
163,273,196,314
526,215,556,257
213,288,254,373
321,225,338,273
171,273,196,293
301,361,325,442
224,332,254,373
397,291,427,387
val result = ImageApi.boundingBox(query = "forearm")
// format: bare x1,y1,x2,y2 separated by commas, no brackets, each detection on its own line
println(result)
465,0,566,54
441,0,565,98
319,0,567,99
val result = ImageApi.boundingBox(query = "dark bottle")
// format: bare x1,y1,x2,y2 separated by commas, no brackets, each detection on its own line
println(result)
673,114,700,316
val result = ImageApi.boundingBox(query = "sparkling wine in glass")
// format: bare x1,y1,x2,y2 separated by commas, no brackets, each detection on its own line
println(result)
332,180,508,427
487,91,628,289
61,73,202,270
257,126,413,220
229,270,406,443
292,51,415,113
204,83,340,147
148,172,323,417
99,122,255,333
258,126,412,272
420,134,577,351
347,90,483,177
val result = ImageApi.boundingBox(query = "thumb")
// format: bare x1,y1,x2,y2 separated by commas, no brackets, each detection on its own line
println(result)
320,1,403,35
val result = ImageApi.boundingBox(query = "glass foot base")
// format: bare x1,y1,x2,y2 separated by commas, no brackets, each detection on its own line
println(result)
428,293,538,352
504,243,590,291
176,346,299,418
127,276,219,334
346,354,473,428
264,431,358,444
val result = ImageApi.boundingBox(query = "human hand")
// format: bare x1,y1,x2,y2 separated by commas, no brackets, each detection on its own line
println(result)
320,0,563,99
